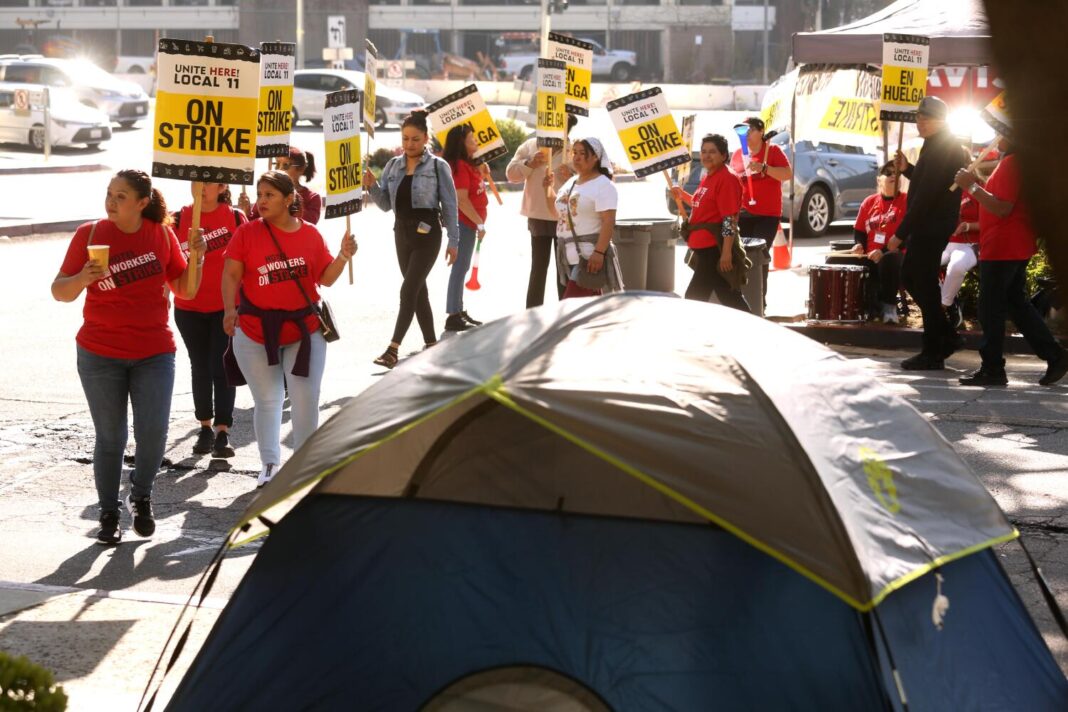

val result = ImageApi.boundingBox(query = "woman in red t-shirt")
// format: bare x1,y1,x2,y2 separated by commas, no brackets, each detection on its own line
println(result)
222,170,355,488
672,133,750,312
50,169,205,545
239,146,323,225
173,182,248,459
850,161,908,323
442,124,489,332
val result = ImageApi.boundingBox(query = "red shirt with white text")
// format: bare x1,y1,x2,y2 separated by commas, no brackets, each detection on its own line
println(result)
224,219,334,345
60,219,187,360
729,143,789,217
853,192,908,252
687,166,743,249
174,203,248,313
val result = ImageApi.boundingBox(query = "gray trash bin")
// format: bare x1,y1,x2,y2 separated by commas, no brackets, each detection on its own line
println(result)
612,222,651,291
709,237,767,317
619,218,677,293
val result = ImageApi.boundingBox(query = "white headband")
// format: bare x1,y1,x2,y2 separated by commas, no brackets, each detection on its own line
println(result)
576,136,613,173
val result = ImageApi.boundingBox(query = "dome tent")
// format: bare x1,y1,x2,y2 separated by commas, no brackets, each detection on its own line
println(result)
164,294,1067,711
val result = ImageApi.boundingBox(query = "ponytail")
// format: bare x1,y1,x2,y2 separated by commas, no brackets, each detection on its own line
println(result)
145,188,171,225
288,146,316,182
289,189,303,217
218,184,233,205
303,151,317,181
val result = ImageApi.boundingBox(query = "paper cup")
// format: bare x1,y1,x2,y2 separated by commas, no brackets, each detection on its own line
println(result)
87,245,109,270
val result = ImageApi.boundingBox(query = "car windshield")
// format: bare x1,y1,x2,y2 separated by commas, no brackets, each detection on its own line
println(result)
57,61,124,88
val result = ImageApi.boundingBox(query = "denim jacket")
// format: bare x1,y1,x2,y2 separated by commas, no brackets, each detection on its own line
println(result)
369,149,460,249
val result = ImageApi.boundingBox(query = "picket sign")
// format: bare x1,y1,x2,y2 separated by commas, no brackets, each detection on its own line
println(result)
426,84,505,204
323,88,362,284
880,33,929,195
607,87,689,214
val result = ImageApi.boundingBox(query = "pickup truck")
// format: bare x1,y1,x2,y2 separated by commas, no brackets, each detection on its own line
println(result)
499,38,637,82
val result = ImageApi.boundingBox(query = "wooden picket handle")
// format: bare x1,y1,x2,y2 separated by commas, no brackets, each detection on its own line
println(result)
892,122,904,196
346,213,354,285
544,147,554,199
664,170,686,216
949,135,1000,191
185,34,213,293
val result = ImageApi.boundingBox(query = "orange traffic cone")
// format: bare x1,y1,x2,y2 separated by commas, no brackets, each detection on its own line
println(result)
771,224,791,271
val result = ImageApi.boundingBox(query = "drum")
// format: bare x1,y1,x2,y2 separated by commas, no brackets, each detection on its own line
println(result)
807,265,867,322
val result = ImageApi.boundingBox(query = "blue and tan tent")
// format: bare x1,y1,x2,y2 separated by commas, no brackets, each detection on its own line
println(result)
163,294,1067,711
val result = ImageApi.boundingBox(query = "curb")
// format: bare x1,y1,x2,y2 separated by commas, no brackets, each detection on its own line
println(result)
785,322,1067,356
0,218,91,239
0,163,110,176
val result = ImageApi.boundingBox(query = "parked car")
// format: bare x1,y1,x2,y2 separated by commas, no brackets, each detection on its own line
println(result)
292,69,425,130
499,37,637,82
0,83,112,150
665,132,879,237
0,55,149,128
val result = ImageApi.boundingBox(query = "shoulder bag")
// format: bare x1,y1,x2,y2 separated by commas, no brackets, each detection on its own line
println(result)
565,181,609,291
263,221,339,342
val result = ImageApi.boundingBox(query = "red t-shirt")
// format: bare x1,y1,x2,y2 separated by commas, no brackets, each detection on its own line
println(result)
451,160,488,229
250,185,322,225
853,193,908,252
173,203,248,313
224,219,334,345
949,186,981,244
60,219,187,360
687,166,743,249
730,143,788,217
979,154,1035,262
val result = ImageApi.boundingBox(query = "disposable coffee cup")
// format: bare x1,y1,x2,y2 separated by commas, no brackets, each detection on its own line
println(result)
87,245,109,270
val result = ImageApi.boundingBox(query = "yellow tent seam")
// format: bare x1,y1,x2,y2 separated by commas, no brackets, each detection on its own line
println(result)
486,386,1014,612
228,379,497,543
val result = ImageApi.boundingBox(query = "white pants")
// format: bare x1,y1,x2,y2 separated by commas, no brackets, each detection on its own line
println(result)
233,328,326,467
940,242,978,306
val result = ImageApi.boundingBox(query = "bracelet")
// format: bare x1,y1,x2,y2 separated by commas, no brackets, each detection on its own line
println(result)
594,249,606,256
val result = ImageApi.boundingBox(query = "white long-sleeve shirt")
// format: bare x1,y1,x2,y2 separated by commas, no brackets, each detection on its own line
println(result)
506,136,571,222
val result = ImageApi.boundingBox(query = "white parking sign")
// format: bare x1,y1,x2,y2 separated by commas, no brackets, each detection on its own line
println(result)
327,16,346,50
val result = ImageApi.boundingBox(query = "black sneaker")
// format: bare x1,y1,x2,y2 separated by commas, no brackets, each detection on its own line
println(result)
125,494,156,537
212,430,235,458
192,426,214,454
1040,351,1068,386
959,367,1008,387
444,314,471,332
901,353,945,371
945,302,963,329
460,310,483,326
96,510,122,545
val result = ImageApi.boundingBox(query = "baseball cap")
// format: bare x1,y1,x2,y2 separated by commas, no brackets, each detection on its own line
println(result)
917,96,948,120
736,116,765,132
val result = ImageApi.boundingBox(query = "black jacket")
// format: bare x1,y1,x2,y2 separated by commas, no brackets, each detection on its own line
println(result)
895,127,969,247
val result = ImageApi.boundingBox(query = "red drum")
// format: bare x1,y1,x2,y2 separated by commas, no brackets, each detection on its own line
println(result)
807,265,867,322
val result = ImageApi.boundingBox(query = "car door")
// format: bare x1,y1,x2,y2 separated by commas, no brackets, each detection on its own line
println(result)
292,73,321,119
818,142,879,219
588,41,610,76
0,91,17,143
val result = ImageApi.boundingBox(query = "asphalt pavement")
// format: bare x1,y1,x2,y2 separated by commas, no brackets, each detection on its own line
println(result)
1,122,1066,709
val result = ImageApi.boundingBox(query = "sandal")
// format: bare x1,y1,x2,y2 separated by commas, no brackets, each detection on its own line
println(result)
373,346,399,369
423,341,438,351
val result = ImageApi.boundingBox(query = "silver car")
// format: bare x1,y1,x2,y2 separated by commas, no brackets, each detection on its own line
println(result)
667,131,879,237
0,55,149,128
292,69,425,130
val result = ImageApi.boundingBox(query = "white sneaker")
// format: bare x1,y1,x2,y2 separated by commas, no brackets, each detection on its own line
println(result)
257,463,277,489
883,304,900,324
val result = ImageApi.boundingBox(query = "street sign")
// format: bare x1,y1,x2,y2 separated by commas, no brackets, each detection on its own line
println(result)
386,61,404,79
13,89,28,111
327,15,346,50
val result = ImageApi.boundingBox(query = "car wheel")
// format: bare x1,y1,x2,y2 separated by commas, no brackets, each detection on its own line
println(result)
29,125,45,151
798,185,832,237
610,63,633,82
375,108,387,130
291,107,300,127
310,118,322,127
86,142,102,151
519,66,533,81
119,121,136,130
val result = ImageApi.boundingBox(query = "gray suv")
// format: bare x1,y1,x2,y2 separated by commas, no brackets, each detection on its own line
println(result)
667,131,879,237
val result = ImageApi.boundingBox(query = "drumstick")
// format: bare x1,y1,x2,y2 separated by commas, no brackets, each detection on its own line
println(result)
949,135,1000,191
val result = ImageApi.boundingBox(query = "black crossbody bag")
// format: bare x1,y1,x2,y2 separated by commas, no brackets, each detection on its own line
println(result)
263,221,339,343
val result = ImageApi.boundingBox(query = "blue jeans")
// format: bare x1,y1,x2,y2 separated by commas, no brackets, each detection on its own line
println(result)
232,328,326,467
446,223,477,314
978,259,1062,369
77,347,175,514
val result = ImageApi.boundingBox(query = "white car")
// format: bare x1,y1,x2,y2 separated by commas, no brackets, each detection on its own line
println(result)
0,55,150,128
0,83,112,150
292,69,425,129
499,38,638,82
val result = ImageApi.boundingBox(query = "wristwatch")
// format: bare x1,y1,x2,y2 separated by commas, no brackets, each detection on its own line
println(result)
477,224,485,232
968,183,980,195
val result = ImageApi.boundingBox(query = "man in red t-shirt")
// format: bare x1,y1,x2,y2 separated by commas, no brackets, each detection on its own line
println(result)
729,116,792,310
954,140,1068,386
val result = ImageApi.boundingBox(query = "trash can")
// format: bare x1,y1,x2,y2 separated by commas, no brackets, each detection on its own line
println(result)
619,218,677,293
711,237,767,317
612,221,651,291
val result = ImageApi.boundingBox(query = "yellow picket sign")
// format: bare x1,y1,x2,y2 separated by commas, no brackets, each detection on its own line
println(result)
155,94,259,158
879,33,930,122
427,84,508,163
536,59,567,148
608,88,689,177
256,42,294,158
323,88,362,219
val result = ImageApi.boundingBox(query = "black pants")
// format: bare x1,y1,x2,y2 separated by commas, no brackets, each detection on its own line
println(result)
174,308,235,427
392,221,441,345
978,259,1062,369
526,218,564,308
739,212,779,307
684,245,751,312
902,240,952,356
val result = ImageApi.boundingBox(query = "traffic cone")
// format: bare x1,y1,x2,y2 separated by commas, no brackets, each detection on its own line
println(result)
771,224,791,270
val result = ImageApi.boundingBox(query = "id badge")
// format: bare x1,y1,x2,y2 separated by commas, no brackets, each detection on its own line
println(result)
874,232,887,246
416,221,432,234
